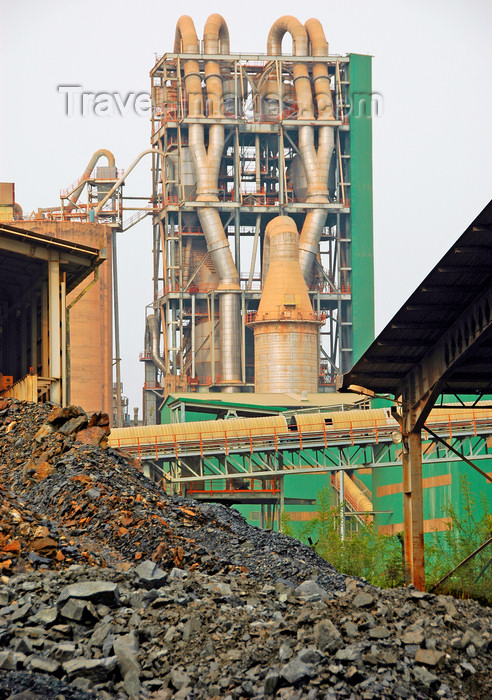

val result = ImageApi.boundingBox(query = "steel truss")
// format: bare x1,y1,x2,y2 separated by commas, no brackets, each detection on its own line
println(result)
121,422,492,486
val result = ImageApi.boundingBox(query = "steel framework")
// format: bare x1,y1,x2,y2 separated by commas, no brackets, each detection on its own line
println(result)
143,48,360,417
110,415,492,487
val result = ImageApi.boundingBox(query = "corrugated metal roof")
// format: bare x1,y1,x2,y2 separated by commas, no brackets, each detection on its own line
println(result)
0,223,102,295
110,414,288,446
338,199,492,396
162,392,365,412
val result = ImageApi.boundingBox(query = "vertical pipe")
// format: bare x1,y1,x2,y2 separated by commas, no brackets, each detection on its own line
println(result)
234,126,241,204
241,291,246,384
112,233,122,427
317,289,321,385
255,134,261,191
279,475,285,532
278,127,285,207
234,208,241,278
178,215,184,374
191,294,196,379
339,469,345,541
165,299,170,373
211,291,216,384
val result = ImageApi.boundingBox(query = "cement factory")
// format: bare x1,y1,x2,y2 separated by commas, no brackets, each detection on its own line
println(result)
1,14,491,590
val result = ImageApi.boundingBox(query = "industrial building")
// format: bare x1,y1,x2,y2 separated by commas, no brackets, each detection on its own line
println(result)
141,14,374,421
122,15,490,567
0,155,118,416
0,222,106,406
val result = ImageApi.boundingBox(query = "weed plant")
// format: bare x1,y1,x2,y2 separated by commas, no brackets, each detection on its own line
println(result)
282,476,491,603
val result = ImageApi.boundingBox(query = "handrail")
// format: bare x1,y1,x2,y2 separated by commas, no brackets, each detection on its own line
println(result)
94,148,168,216
109,414,492,461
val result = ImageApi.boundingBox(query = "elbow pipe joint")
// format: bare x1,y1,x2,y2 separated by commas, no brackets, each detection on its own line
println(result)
204,14,230,54
267,16,308,56
147,314,167,376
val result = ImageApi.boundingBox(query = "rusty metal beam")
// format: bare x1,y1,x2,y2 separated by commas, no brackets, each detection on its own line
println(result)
402,430,425,590
429,536,492,594
424,425,492,483
376,339,433,348
0,231,99,268
394,285,492,588
48,251,61,405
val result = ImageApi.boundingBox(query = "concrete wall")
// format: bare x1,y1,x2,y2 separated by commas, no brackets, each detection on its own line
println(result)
20,221,113,417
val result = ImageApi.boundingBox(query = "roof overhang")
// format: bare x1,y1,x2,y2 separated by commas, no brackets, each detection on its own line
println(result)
337,199,492,399
0,223,106,303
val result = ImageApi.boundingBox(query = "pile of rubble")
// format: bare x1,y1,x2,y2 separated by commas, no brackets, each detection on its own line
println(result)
0,398,491,699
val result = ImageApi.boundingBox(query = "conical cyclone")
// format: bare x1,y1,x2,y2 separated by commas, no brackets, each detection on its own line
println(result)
248,216,322,393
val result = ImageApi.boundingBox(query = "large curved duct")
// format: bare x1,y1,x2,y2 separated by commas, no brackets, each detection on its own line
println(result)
305,18,334,119
297,125,334,279
65,149,115,211
298,19,335,282
178,14,241,388
266,17,334,284
147,314,167,376
333,473,373,524
266,16,313,120
204,13,229,118
174,16,203,118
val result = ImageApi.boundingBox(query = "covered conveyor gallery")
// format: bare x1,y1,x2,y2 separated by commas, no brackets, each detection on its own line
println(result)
0,223,104,404
338,199,492,590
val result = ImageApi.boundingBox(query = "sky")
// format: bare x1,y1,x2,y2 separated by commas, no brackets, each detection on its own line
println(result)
1,0,491,413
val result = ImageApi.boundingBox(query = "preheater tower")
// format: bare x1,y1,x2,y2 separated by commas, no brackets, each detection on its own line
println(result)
142,14,374,420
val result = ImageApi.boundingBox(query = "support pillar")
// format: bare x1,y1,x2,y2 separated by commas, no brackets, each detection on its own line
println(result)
191,294,196,379
113,233,122,427
278,475,284,533
211,291,216,385
339,469,346,541
48,251,61,405
241,291,246,384
402,430,425,589
30,291,38,373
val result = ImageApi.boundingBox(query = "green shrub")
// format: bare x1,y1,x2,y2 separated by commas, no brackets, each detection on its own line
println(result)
425,474,492,603
283,487,405,588
282,477,492,603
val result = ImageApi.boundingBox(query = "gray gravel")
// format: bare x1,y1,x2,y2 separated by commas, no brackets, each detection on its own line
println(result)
1,398,491,698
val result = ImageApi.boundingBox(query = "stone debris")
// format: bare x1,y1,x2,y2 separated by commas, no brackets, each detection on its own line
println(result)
0,397,490,699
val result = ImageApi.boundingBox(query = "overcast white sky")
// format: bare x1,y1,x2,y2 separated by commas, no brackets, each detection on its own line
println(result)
1,0,491,413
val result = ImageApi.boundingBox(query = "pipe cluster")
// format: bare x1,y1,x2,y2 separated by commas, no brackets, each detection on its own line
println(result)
173,14,335,387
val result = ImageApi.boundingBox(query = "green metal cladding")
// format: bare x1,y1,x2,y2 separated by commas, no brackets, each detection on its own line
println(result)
349,53,375,363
